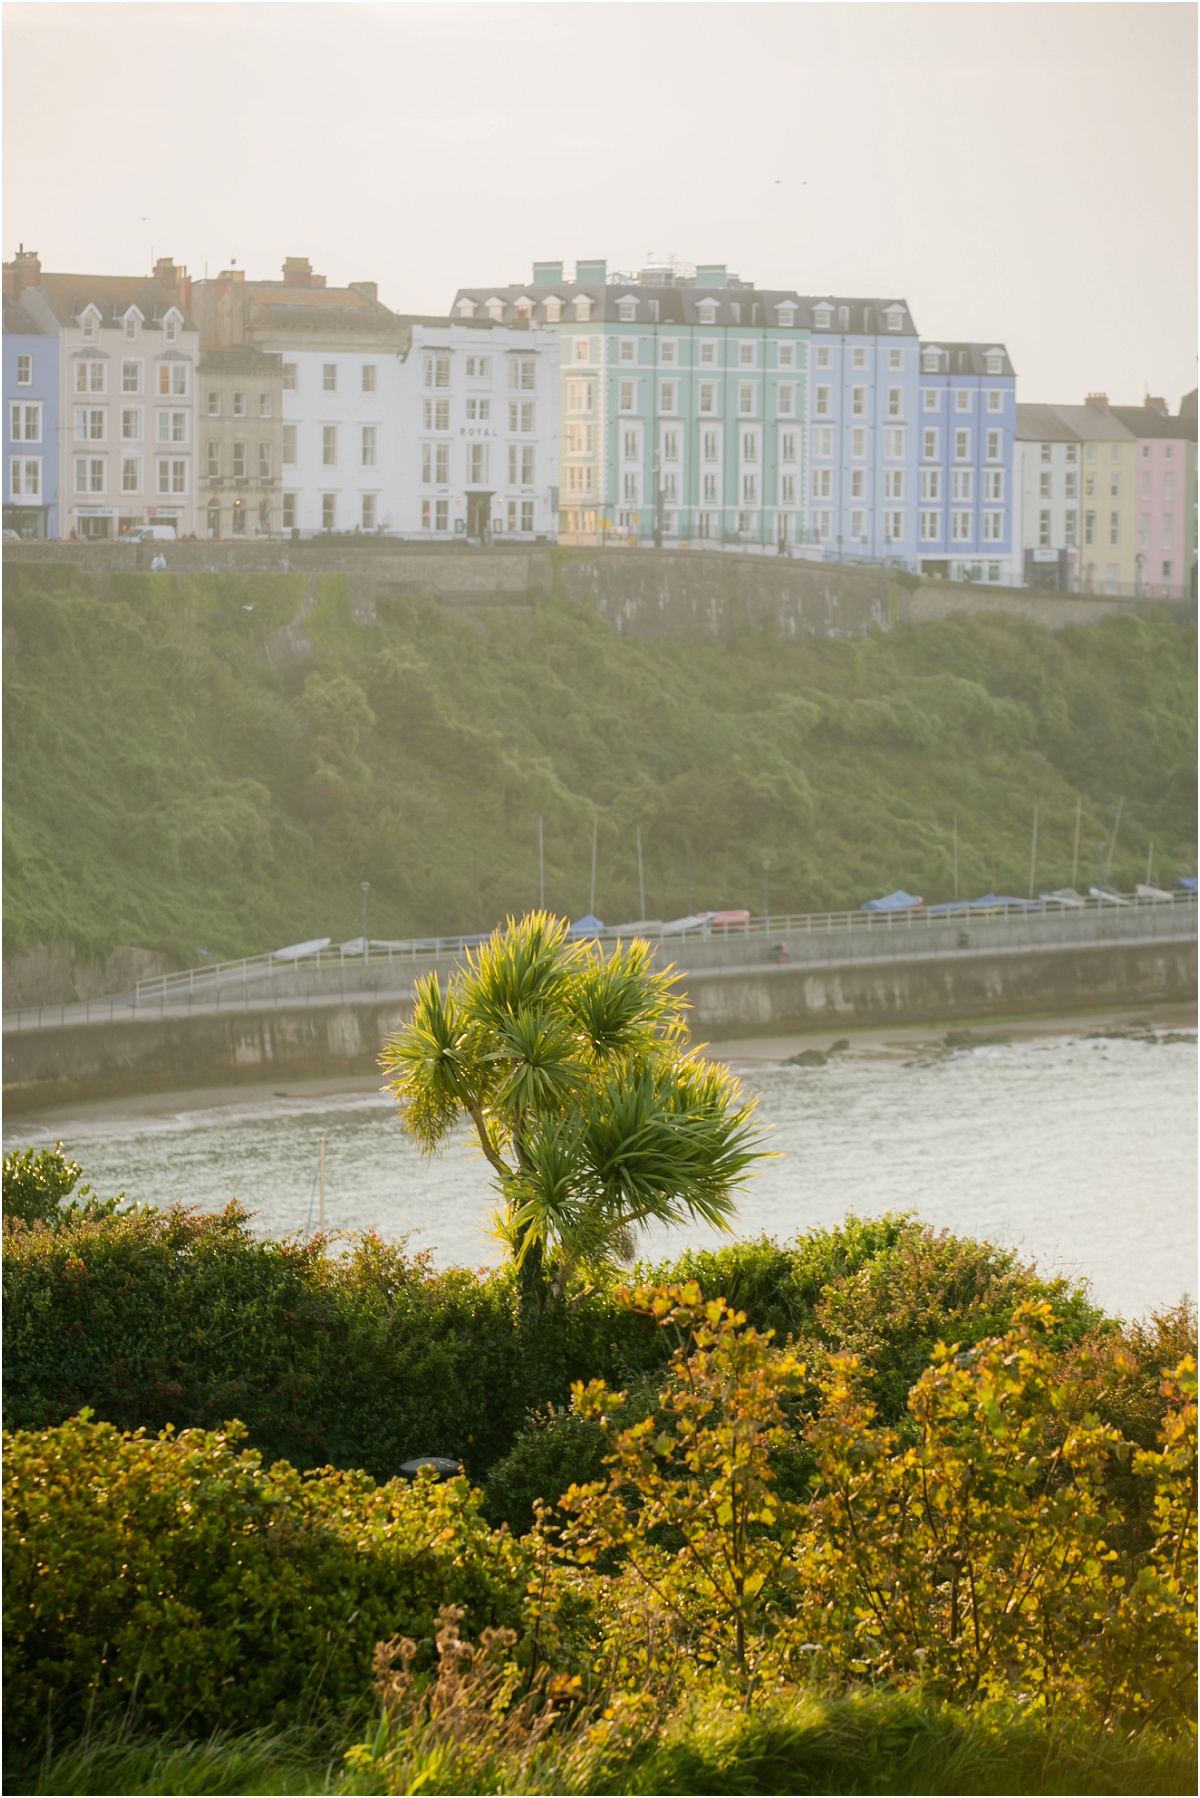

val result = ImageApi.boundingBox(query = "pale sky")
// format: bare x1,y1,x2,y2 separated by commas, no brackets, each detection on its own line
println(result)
5,1,1196,407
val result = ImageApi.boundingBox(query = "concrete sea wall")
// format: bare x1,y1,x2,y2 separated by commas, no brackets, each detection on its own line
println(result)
5,936,1195,1112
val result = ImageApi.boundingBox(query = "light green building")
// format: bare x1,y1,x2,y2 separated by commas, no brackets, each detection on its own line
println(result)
453,258,810,549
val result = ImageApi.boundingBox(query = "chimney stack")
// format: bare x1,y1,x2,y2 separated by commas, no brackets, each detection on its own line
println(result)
1144,394,1169,416
282,256,314,288
1085,391,1109,409
4,245,42,298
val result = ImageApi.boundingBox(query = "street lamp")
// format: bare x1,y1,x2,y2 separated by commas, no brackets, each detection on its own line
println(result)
762,857,772,935
360,881,371,962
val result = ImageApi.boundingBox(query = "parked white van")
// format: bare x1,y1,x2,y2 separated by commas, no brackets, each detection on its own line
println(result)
123,524,177,543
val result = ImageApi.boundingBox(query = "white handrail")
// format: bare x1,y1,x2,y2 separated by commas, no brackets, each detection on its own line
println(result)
131,890,1199,1005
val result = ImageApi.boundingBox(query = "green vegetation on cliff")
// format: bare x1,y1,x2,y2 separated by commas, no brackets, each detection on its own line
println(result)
3,567,1195,963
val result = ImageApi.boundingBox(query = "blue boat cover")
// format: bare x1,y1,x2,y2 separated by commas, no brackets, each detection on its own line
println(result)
860,890,923,912
1175,876,1198,893
568,913,607,937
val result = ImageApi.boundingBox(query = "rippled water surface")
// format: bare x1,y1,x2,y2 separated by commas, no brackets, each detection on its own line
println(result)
7,1031,1195,1321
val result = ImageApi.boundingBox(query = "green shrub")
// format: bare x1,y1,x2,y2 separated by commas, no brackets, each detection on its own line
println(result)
484,1377,663,1537
2,1142,120,1229
2,1202,1114,1491
3,1414,529,1748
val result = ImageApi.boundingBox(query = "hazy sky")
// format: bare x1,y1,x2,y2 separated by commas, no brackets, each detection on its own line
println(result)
5,1,1196,406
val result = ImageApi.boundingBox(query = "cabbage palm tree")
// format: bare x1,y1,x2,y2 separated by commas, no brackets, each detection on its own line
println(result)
380,912,763,1313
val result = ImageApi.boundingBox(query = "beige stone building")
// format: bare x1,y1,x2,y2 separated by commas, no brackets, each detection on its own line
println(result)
198,347,284,538
5,250,200,538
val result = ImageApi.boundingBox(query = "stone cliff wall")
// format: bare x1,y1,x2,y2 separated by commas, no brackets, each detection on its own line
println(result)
5,542,1190,638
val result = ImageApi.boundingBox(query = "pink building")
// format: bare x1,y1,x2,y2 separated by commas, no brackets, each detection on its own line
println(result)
1109,398,1197,600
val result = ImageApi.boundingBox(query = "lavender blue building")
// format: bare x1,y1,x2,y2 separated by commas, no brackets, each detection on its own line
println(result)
3,289,58,537
801,296,921,567
915,342,1018,585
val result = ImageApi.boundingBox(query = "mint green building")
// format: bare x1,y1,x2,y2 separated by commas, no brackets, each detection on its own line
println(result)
452,259,810,549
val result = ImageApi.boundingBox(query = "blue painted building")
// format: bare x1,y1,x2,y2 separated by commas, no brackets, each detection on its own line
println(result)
915,342,1018,584
800,295,921,567
3,287,58,537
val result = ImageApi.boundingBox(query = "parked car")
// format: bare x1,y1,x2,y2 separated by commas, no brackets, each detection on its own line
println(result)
2,528,22,541
122,524,177,543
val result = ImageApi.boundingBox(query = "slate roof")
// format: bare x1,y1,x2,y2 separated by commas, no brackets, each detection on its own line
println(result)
1044,404,1136,443
797,296,919,336
244,285,405,339
1016,404,1084,442
1108,405,1197,443
198,345,285,373
921,342,1016,377
2,294,47,335
30,272,193,330
452,283,918,335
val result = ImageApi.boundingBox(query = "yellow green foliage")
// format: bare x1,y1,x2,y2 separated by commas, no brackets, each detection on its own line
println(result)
3,1416,529,1747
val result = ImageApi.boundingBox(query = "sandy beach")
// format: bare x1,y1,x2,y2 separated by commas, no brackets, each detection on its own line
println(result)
9,1000,1194,1140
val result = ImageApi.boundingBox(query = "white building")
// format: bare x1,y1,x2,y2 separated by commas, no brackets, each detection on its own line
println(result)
189,261,559,540
8,252,200,539
391,316,559,540
1015,404,1084,590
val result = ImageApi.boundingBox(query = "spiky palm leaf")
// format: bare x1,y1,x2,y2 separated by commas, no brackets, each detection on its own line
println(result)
379,973,473,1154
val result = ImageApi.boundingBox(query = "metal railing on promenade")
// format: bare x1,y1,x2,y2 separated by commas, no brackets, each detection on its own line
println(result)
3,891,1195,1036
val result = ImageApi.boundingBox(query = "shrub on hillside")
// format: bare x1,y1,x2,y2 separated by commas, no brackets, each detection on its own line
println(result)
3,1415,529,1748
3,1199,1120,1492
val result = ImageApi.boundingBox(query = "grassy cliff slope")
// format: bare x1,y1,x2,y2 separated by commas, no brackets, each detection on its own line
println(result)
3,569,1195,964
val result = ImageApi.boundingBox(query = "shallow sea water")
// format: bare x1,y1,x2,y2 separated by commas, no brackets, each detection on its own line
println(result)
6,1031,1195,1322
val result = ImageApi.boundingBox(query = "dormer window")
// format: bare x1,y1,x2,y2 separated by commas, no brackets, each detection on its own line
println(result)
697,300,718,325
617,297,637,322
922,348,941,373
457,298,477,317
163,308,182,344
984,350,1003,375
813,304,832,330
837,306,850,331
543,297,562,323
124,309,142,341
486,296,505,321
81,305,101,341
776,303,796,327
573,295,593,321
884,306,905,332
514,298,533,321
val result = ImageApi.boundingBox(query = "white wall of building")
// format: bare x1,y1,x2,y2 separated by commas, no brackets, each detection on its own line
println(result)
392,321,560,539
1017,437,1082,582
270,321,559,538
272,344,401,537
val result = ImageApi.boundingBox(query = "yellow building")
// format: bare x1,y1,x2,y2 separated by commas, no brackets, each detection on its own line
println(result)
1054,396,1138,593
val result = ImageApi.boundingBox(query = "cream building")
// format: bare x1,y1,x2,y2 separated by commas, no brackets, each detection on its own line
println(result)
9,252,199,538
198,347,284,538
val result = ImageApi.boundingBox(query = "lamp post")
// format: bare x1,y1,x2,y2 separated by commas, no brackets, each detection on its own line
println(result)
360,881,370,961
762,857,771,934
